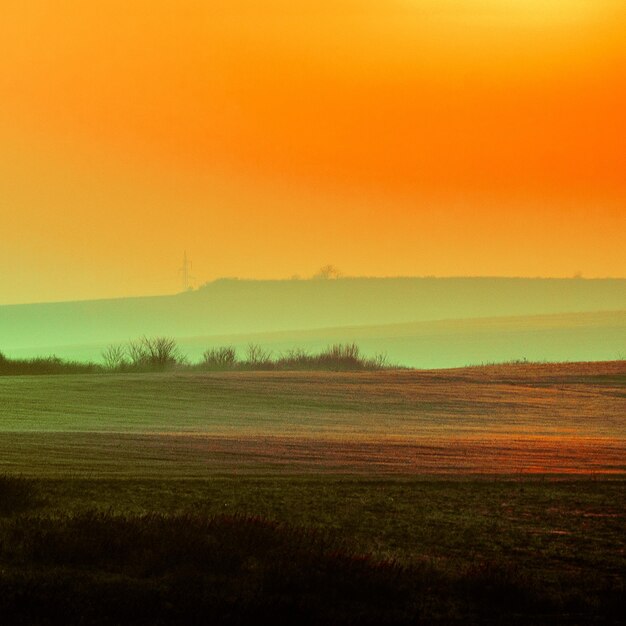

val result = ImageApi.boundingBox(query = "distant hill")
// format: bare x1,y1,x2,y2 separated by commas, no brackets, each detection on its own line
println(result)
2,277,626,352
173,309,626,369
2,277,625,368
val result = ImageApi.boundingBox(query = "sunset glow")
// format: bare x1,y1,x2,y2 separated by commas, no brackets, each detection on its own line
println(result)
1,1,625,303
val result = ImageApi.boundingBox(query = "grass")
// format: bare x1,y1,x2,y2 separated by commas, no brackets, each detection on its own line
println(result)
0,510,417,625
0,475,41,515
0,362,624,476
0,476,623,625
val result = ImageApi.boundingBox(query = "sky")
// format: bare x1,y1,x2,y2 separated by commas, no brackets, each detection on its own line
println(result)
1,0,625,304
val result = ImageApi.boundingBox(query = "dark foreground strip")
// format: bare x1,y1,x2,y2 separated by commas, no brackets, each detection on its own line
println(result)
1,511,623,625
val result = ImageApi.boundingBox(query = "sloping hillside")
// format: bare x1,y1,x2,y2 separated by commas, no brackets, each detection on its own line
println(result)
1,361,624,476
2,277,626,356
5,310,626,369
175,309,626,368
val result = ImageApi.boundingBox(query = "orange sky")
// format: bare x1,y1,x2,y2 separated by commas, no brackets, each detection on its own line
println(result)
1,1,625,303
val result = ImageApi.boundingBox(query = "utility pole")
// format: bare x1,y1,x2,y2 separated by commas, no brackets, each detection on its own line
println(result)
179,251,194,292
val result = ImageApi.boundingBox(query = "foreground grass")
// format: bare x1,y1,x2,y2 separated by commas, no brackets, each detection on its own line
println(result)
2,511,420,626
0,476,623,625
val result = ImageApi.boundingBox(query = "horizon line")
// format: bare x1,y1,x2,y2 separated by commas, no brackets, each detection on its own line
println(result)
3,274,626,308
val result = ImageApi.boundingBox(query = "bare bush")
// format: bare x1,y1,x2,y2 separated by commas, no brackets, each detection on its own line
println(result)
270,343,389,371
202,346,237,370
275,348,312,370
125,336,182,370
101,345,127,370
371,352,389,369
282,348,310,362
144,336,181,368
245,343,273,367
320,343,360,365
126,339,148,368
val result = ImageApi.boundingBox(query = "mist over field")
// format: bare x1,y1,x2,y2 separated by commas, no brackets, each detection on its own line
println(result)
2,277,626,367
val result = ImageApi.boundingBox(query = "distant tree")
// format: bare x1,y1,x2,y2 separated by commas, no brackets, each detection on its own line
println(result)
313,265,341,280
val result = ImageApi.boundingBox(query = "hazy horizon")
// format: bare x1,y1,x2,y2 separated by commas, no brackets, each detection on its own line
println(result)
4,273,626,307
3,277,625,368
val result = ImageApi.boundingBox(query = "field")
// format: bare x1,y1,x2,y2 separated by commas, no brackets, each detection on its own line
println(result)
1,361,625,623
1,476,625,624
1,361,625,476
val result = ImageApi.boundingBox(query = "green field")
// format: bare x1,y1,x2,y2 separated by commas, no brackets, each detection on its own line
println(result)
1,361,625,476
1,362,625,623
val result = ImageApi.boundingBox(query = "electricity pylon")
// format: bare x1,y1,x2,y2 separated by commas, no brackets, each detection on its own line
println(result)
179,251,194,291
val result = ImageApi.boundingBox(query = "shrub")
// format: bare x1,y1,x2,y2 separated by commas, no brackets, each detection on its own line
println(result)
275,348,312,370
202,346,238,370
125,337,182,371
142,336,181,368
101,345,127,371
197,343,393,372
0,354,100,376
371,352,389,369
1,342,395,376
321,343,360,363
245,343,273,369
244,343,391,371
